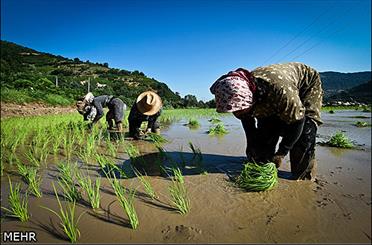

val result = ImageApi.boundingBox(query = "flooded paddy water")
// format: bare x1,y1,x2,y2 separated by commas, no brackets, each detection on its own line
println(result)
1,110,371,243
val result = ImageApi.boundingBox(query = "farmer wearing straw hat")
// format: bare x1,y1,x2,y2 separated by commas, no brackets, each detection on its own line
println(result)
210,62,323,180
76,92,127,132
128,91,163,140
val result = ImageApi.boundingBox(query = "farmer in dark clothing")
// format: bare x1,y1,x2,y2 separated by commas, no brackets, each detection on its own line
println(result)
128,91,162,140
210,62,323,180
76,92,126,132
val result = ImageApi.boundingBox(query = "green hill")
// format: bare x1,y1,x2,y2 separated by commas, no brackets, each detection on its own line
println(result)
327,80,371,104
0,40,182,107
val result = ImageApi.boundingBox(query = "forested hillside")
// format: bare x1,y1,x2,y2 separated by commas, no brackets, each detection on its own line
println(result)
0,40,185,107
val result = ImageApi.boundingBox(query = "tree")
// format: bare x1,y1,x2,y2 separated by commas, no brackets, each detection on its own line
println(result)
182,94,198,108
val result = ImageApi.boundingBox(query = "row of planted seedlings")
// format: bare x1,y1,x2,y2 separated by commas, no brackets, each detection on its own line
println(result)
1,112,206,243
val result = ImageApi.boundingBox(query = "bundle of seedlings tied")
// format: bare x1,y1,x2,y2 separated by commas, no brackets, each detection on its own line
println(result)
208,123,228,135
327,131,354,149
236,162,278,192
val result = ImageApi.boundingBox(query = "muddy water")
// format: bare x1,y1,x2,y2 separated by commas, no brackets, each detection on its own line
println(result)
1,111,371,243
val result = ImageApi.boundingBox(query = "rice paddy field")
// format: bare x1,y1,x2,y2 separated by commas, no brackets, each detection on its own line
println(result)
1,108,371,243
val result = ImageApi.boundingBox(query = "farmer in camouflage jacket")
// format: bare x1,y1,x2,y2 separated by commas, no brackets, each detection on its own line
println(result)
76,92,126,132
210,62,323,180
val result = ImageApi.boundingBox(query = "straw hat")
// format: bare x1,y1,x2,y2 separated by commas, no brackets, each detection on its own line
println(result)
136,91,162,116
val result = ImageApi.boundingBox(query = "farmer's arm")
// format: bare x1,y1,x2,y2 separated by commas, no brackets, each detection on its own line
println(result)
92,100,104,124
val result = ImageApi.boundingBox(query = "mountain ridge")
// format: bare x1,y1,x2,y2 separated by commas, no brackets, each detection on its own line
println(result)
1,40,371,106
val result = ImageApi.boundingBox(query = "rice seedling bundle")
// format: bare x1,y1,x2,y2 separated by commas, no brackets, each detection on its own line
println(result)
187,118,200,127
208,123,228,135
236,162,278,192
145,133,168,145
1,177,29,222
327,131,354,148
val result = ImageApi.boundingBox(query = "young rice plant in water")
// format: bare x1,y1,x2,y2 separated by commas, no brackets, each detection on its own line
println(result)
41,183,85,243
57,162,81,202
2,177,29,222
133,168,157,199
168,168,190,215
236,162,278,192
76,172,101,210
110,176,139,229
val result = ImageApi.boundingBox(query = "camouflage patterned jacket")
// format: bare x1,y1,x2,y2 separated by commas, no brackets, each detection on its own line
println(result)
251,62,323,125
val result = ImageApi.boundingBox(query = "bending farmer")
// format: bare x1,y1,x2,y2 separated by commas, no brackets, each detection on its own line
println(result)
128,91,162,140
76,92,126,132
210,62,323,180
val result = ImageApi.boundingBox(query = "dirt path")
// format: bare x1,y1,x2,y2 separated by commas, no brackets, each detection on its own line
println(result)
0,102,75,118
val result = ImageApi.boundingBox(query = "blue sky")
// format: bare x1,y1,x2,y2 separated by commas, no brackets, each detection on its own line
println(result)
1,0,371,101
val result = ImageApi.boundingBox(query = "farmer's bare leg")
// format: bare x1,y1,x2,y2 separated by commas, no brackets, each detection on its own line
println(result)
106,111,114,130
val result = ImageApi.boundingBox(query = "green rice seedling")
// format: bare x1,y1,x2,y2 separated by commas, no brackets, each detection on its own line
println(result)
86,134,96,156
0,156,4,176
57,162,81,202
41,183,85,243
133,168,157,199
1,177,29,222
189,142,204,169
145,133,168,145
168,172,190,215
187,118,200,127
125,143,140,159
16,160,42,197
110,176,139,229
327,131,354,148
208,117,222,124
236,162,278,192
106,139,117,158
96,154,127,178
16,159,29,178
76,173,101,210
25,149,41,167
26,168,43,198
355,121,369,127
172,167,184,184
52,134,63,156
63,135,76,162
208,123,228,135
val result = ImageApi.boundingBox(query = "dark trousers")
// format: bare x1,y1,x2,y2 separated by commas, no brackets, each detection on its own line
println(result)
241,116,317,179
128,120,160,139
106,98,125,124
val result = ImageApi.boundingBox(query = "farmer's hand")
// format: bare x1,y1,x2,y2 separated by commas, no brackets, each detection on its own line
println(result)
272,154,285,168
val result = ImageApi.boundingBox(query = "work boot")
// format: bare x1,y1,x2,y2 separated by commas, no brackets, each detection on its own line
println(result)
117,122,123,132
